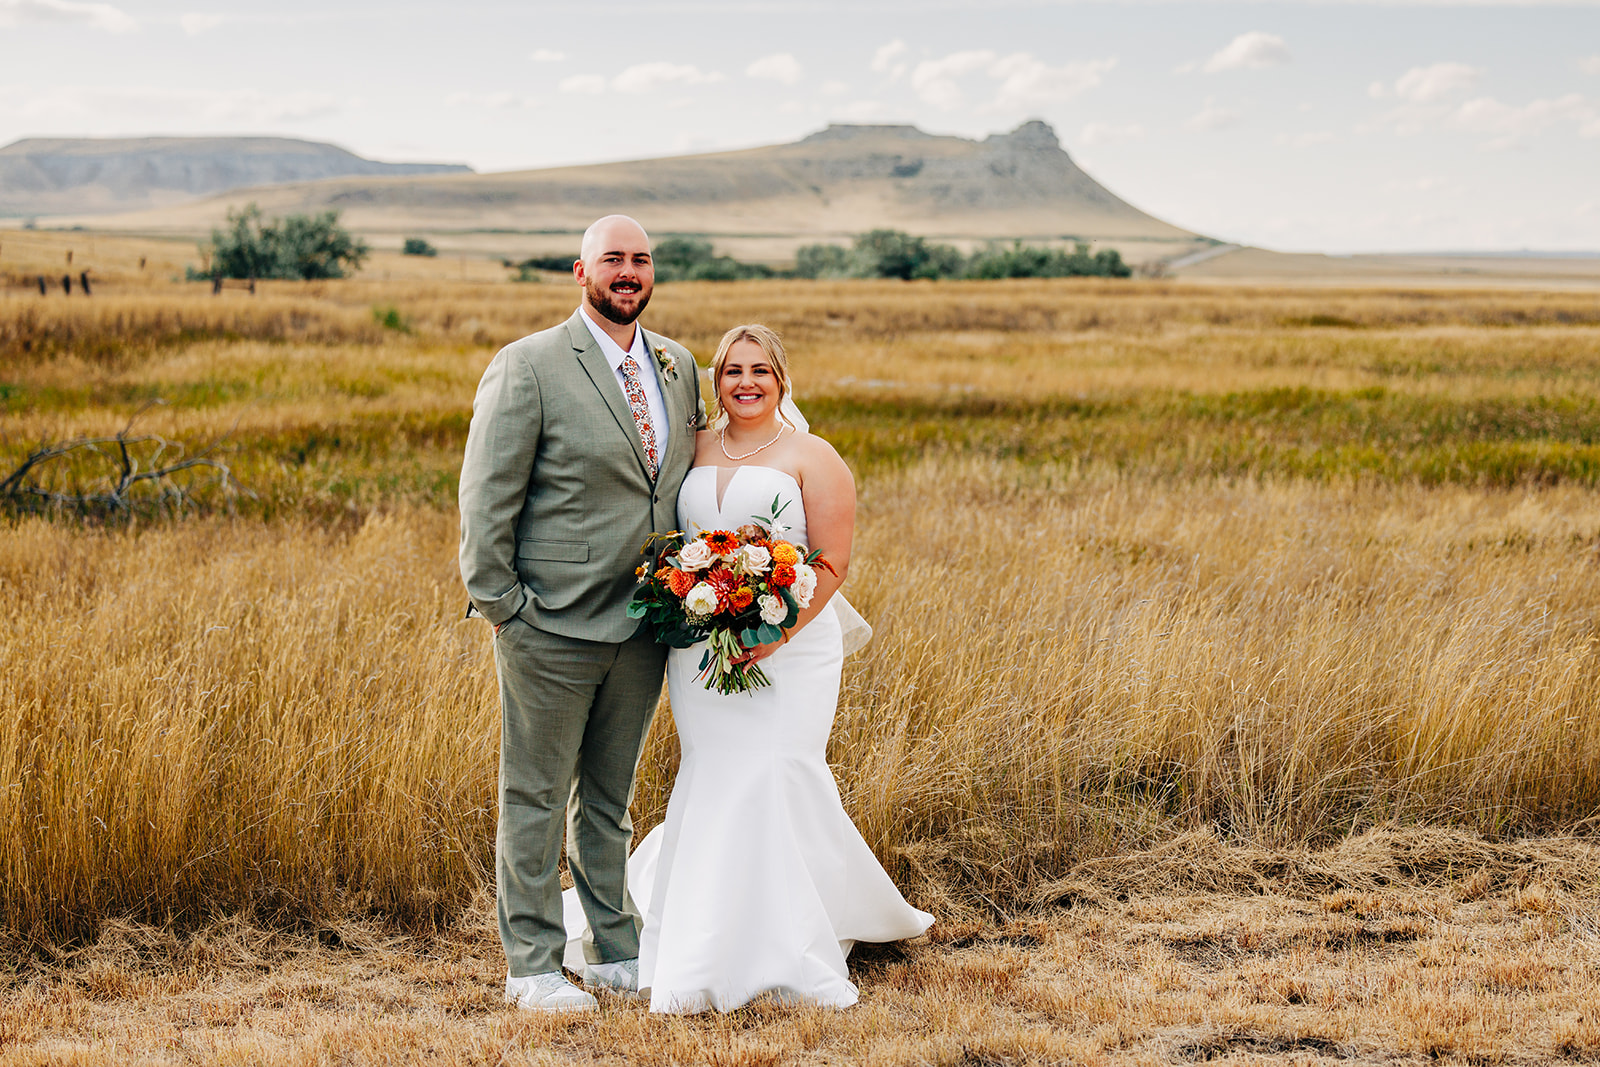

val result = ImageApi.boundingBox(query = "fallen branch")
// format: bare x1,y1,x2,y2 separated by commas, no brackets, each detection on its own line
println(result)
1,402,245,518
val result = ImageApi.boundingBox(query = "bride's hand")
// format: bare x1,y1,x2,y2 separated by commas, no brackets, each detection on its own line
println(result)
734,634,786,665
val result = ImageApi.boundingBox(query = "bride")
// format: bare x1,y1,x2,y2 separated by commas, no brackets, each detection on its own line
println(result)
563,323,933,1013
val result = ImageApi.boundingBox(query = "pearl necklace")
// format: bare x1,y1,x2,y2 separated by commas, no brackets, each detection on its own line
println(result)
719,423,786,462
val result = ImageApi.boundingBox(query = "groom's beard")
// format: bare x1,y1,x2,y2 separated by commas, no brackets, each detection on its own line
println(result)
586,278,651,326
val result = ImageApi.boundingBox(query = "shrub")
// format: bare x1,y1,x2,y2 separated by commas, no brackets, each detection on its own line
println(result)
966,240,1131,279
200,203,370,281
651,237,773,282
850,229,965,280
793,243,851,279
507,254,578,281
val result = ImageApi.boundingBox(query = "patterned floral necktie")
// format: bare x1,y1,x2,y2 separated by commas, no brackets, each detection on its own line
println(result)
619,355,660,480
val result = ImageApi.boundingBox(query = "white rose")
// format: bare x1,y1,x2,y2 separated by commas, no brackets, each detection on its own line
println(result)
677,540,715,571
791,563,818,607
683,583,719,615
759,593,787,625
736,544,771,576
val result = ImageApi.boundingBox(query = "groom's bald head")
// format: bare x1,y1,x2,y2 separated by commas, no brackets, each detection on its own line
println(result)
580,215,650,266
575,215,654,327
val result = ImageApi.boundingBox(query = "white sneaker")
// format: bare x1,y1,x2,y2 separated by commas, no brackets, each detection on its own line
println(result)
582,957,641,997
504,971,598,1013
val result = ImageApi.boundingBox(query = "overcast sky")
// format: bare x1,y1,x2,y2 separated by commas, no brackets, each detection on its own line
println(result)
1,0,1597,252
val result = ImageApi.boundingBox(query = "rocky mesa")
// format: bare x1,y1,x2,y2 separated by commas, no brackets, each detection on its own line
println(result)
0,136,472,217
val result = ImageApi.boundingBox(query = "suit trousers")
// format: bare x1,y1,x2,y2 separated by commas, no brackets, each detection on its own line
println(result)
493,617,667,977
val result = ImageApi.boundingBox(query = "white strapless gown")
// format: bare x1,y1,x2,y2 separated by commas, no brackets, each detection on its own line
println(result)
562,464,932,1013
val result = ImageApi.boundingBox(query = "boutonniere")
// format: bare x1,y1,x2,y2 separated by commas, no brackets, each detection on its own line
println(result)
653,345,678,381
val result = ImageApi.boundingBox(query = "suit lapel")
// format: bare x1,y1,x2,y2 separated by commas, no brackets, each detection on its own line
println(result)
567,312,652,478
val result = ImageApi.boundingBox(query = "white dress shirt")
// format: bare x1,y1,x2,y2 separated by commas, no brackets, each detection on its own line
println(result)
579,306,669,456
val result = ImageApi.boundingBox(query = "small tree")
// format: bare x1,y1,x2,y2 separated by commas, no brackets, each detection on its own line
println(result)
651,237,773,282
507,254,578,281
793,243,851,279
849,229,965,280
202,203,370,281
965,240,1132,279
402,237,438,257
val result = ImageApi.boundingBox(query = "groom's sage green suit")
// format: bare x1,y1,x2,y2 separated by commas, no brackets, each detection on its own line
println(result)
459,311,704,977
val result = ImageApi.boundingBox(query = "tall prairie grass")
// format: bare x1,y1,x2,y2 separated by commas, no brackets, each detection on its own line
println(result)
3,467,1598,945
3,276,1599,948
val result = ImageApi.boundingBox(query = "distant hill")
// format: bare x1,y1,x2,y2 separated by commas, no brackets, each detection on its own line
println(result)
49,122,1205,265
0,136,472,217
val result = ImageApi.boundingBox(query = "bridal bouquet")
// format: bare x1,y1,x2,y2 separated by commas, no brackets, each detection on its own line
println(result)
628,496,834,695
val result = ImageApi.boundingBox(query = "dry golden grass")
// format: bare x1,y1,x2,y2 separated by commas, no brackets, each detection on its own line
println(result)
4,830,1598,1066
5,464,1598,947
4,270,1600,1061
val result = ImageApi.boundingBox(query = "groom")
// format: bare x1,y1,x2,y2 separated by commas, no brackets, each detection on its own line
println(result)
458,214,704,1012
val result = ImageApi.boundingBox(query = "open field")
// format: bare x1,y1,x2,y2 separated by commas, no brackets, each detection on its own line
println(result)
7,830,1600,1066
3,259,1600,1062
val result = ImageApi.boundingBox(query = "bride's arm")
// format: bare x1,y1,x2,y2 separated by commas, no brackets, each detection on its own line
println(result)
733,437,854,664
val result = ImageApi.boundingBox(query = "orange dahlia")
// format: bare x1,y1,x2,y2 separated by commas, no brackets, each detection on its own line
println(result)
703,530,740,556
660,567,695,598
769,562,797,588
770,542,800,566
706,566,742,611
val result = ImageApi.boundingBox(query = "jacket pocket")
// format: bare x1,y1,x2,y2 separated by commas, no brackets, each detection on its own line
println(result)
516,539,589,563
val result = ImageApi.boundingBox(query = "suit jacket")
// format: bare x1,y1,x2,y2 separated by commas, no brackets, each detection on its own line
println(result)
458,310,706,643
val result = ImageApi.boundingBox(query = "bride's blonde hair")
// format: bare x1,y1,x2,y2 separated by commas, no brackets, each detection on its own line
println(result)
709,324,793,432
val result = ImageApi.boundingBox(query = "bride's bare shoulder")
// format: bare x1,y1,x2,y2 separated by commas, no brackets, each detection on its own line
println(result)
791,429,852,486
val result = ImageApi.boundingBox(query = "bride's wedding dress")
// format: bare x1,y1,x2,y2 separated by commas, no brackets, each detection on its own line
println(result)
562,463,932,1013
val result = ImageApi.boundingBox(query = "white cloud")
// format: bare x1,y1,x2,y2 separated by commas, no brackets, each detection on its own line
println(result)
1583,56,1600,76
612,62,724,94
560,64,725,97
1202,32,1290,73
1275,130,1335,147
910,49,997,109
1451,93,1600,149
871,39,907,76
746,53,803,85
910,49,1112,111
178,11,222,34
558,74,607,96
990,54,1115,109
0,0,135,32
531,49,565,63
1392,62,1480,103
1186,98,1240,132
445,91,535,110
1079,122,1144,147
